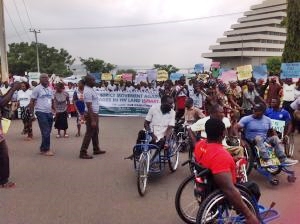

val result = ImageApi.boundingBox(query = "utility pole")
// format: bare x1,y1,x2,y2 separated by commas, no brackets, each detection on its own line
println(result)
30,29,41,73
0,0,9,82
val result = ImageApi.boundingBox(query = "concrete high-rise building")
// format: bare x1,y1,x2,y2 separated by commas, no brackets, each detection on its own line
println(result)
202,0,287,68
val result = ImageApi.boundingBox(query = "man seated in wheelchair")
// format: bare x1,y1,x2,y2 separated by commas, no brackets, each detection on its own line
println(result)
189,104,244,159
195,118,259,224
127,95,175,160
265,98,293,139
236,103,298,166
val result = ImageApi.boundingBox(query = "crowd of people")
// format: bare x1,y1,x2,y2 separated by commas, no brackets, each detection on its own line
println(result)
0,71,299,222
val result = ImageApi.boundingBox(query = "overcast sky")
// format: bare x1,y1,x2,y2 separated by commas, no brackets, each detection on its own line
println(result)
4,0,263,70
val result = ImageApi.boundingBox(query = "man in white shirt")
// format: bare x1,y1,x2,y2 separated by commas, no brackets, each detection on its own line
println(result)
107,80,117,91
282,78,296,114
126,95,175,160
189,104,244,158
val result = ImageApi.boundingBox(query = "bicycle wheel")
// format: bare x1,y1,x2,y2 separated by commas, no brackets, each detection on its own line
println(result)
168,132,179,172
175,175,206,224
196,189,259,224
137,152,150,197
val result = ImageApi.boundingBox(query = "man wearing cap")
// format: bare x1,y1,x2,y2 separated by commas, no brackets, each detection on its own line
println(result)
236,103,298,166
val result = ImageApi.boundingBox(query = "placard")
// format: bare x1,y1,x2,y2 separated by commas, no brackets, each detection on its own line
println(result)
157,70,168,81
237,65,253,80
281,63,300,79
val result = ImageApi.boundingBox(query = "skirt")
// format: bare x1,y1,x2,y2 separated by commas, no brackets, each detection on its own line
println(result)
54,111,68,130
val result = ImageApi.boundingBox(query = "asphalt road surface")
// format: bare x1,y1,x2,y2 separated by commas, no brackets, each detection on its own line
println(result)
0,117,300,224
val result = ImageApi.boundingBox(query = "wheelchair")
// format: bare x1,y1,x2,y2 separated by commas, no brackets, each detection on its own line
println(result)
175,159,248,224
132,130,180,196
243,137,296,186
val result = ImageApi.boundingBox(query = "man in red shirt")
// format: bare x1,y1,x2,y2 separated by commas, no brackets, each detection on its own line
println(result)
194,118,259,224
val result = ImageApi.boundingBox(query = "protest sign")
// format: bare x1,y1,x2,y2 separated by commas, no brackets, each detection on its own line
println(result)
101,73,112,81
170,73,184,81
135,72,148,84
147,70,157,82
212,68,220,78
281,63,300,79
220,70,237,83
211,61,220,69
90,73,101,83
122,73,133,82
271,119,285,134
253,65,268,81
237,65,253,80
194,64,204,73
28,72,41,84
157,70,168,81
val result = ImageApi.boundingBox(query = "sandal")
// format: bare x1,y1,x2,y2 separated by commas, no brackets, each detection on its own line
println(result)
56,134,61,138
64,134,69,138
0,181,16,189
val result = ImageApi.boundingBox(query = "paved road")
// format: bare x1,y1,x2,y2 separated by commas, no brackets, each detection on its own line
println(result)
0,117,299,224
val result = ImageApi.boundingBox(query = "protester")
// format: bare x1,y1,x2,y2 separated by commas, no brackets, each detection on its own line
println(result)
73,80,85,137
241,82,265,116
0,81,21,188
265,77,282,106
29,74,55,156
17,82,33,140
53,82,70,138
175,76,189,120
79,75,106,159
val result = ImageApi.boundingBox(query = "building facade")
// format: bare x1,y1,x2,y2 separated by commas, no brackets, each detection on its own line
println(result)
202,0,287,69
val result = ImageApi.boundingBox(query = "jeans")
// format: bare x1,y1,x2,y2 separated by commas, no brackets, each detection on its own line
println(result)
36,111,53,152
254,135,286,161
0,140,9,185
80,113,100,154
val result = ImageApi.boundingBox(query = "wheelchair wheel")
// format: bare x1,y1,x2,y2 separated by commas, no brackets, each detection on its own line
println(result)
137,153,150,197
196,189,259,224
175,175,206,224
168,132,179,172
284,135,295,158
244,145,254,175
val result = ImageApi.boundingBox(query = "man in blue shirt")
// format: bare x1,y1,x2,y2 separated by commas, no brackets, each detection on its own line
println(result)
236,103,297,166
265,98,292,137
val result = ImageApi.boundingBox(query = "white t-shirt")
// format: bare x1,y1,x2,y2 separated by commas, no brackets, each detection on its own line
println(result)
107,84,117,91
145,104,175,141
0,86,10,95
190,116,231,145
282,84,296,102
17,89,32,107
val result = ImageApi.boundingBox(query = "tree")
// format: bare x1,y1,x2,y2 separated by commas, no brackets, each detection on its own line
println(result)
116,69,137,76
266,57,282,74
7,42,74,76
282,0,300,63
80,57,116,73
153,64,179,75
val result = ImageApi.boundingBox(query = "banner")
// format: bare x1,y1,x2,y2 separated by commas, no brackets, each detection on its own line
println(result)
157,70,168,81
170,73,184,81
101,73,112,81
253,65,268,81
281,63,300,79
114,74,122,82
237,65,253,80
220,70,237,83
186,74,196,79
90,73,101,83
122,73,133,82
211,61,220,69
147,70,157,82
98,91,160,116
194,64,204,73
